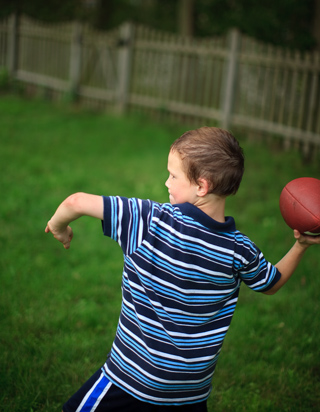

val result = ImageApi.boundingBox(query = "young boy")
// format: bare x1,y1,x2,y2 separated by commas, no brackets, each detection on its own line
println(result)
45,127,320,412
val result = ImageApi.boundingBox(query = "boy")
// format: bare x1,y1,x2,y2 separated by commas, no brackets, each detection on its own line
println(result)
45,127,320,412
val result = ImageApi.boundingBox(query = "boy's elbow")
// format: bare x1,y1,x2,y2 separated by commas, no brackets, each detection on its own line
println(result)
263,283,281,295
263,288,277,295
64,192,86,214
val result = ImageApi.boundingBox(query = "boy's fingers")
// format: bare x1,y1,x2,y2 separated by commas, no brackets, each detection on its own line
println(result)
45,221,53,233
293,229,300,238
45,223,73,249
63,230,73,249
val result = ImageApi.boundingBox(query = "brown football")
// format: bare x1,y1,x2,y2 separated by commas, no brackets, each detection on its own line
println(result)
279,177,320,235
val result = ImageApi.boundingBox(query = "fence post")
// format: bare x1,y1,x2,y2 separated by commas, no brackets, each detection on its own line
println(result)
7,13,19,77
221,28,240,130
69,20,83,99
117,21,134,114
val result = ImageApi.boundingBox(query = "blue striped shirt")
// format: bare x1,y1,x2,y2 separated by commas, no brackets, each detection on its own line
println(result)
101,197,280,405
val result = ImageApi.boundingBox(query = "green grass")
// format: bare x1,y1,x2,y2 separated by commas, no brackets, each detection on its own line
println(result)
0,94,319,411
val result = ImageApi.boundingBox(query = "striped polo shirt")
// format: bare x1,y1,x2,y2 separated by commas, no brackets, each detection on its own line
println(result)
101,196,280,405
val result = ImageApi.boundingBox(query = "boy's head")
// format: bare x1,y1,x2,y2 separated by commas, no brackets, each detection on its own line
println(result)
170,127,244,197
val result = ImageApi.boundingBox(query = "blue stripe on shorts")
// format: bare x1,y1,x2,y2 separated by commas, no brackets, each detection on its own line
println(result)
63,369,112,412
75,371,111,411
63,368,157,412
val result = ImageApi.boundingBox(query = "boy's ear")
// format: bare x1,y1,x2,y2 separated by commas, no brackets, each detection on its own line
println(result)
197,178,210,197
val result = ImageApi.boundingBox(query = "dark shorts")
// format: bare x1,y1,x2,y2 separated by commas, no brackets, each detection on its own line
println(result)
63,368,208,412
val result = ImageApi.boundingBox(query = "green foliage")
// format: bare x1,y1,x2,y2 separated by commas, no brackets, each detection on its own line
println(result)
0,0,78,21
0,95,319,411
195,0,316,49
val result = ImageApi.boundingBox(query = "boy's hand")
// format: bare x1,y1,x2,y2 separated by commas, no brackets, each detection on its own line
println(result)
294,229,320,247
45,222,73,249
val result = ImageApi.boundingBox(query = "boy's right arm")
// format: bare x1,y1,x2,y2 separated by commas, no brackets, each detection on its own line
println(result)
45,192,103,249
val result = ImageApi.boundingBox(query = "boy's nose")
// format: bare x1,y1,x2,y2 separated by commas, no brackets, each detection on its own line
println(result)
165,178,169,188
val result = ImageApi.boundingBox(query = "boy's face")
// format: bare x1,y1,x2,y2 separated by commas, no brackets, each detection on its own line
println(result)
165,150,199,205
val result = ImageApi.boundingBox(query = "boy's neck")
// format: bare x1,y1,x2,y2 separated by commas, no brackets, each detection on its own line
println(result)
194,194,226,223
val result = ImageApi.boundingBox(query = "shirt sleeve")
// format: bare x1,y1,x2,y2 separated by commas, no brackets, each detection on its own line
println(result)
235,235,281,292
101,196,152,255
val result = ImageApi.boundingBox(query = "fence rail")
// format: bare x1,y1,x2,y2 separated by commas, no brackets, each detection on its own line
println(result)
1,14,320,153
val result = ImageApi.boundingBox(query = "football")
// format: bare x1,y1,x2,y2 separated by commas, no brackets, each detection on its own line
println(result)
279,177,320,235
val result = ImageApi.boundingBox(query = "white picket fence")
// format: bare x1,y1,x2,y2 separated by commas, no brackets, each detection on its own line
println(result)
1,14,320,155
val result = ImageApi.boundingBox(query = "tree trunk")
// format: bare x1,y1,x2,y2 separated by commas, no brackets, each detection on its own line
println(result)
178,0,194,37
313,0,320,50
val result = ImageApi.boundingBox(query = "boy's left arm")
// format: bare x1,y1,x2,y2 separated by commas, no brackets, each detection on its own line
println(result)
45,192,103,249
263,230,320,295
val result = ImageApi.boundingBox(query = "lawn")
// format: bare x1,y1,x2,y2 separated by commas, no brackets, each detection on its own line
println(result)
0,94,319,411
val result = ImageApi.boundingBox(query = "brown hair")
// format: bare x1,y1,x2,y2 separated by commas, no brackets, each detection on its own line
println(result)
170,127,244,196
